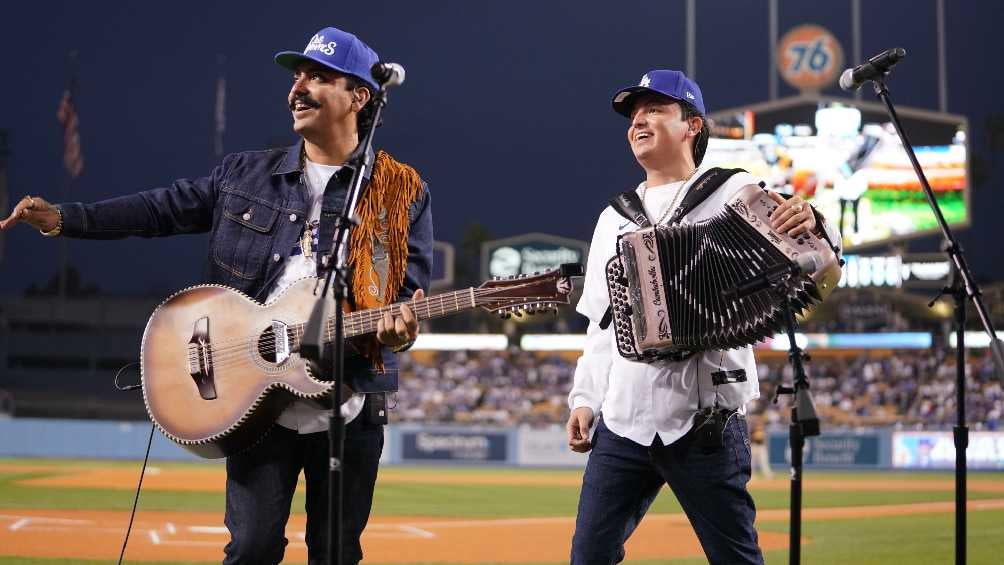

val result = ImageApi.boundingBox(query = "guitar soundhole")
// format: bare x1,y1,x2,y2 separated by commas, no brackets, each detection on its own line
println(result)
257,321,291,364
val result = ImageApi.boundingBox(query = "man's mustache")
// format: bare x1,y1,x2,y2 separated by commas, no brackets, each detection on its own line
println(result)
289,94,321,111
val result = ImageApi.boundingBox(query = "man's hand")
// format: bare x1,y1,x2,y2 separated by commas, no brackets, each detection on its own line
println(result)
376,289,424,349
566,406,595,453
0,195,60,233
767,192,816,237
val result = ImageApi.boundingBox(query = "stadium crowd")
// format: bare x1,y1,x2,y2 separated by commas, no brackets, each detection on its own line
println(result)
394,348,1003,430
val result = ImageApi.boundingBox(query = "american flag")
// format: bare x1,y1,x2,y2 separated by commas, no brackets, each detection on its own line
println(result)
57,89,83,178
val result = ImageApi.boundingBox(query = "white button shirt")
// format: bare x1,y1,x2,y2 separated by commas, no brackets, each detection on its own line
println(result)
569,167,839,447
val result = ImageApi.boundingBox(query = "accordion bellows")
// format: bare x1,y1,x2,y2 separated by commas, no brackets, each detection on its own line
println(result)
606,184,842,361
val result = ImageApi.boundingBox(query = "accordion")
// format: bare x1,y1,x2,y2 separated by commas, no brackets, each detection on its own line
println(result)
605,184,841,362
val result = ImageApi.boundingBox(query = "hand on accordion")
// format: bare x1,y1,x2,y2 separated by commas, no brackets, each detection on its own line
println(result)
767,192,816,237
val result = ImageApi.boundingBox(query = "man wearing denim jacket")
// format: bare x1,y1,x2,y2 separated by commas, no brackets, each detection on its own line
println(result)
3,26,433,565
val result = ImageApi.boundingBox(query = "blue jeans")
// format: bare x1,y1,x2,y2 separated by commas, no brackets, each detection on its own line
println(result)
571,414,763,565
223,402,384,565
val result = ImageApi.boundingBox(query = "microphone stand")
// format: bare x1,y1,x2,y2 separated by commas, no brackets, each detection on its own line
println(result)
868,75,1004,565
299,78,393,565
767,278,820,565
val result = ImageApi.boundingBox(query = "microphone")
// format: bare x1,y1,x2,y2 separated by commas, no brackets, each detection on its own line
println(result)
839,48,906,91
371,62,406,87
723,252,821,300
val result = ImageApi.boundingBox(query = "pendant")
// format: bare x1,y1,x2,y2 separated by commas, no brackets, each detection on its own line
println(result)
300,228,313,259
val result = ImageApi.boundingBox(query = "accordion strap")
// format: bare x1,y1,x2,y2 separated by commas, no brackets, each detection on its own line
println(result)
668,167,747,225
607,167,748,229
608,190,651,229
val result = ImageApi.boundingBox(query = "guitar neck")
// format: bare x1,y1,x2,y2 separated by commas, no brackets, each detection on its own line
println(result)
339,288,479,339
285,288,479,349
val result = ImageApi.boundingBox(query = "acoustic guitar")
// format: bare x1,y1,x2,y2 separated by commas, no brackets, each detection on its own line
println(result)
140,264,583,458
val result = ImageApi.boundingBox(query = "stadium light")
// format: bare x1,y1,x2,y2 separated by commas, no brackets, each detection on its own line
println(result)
950,331,1004,349
762,332,932,350
520,334,586,351
410,333,508,351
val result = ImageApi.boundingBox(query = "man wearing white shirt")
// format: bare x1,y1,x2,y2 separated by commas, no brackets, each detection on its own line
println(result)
566,70,840,564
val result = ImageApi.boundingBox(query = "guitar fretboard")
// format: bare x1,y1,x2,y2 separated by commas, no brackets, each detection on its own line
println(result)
287,288,477,349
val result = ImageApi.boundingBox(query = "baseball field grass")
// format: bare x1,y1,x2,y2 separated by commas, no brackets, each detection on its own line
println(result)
2,458,1003,563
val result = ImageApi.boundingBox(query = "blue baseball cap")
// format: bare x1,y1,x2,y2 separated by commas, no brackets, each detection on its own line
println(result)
612,70,706,117
275,27,380,90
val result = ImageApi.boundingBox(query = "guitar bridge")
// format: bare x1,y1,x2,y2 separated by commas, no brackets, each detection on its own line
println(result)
188,316,217,400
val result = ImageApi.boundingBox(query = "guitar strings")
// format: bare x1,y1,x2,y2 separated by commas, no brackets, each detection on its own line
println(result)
199,294,558,370
201,290,559,368
188,288,474,352
192,285,557,369
193,288,475,353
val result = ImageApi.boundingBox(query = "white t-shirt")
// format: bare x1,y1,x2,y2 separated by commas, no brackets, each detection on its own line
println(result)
640,179,687,225
271,159,365,433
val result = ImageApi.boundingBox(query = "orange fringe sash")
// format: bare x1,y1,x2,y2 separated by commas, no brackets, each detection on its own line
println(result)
347,150,424,371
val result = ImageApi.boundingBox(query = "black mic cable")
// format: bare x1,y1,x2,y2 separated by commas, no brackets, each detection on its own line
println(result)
118,422,155,565
112,361,155,565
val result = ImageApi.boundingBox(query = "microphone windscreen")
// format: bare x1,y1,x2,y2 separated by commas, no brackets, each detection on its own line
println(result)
838,68,857,91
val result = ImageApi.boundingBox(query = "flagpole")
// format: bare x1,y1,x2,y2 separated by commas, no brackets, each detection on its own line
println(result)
58,51,79,308
215,54,226,158
58,173,69,308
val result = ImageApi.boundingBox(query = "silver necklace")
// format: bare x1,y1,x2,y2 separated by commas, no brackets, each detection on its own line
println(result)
640,167,698,226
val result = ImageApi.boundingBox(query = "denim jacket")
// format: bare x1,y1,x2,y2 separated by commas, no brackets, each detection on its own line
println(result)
59,139,434,392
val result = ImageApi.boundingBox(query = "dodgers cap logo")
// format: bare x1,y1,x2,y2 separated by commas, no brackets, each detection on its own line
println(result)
611,69,706,117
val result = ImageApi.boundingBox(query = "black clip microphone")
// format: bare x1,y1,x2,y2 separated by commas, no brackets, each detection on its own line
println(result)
371,62,406,88
839,47,907,91
723,252,821,300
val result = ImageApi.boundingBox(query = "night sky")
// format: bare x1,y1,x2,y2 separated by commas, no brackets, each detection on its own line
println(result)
1,0,1002,297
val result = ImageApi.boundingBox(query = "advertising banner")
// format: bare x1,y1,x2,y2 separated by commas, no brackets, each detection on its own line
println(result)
516,425,587,467
893,431,1004,470
400,429,508,462
769,433,881,467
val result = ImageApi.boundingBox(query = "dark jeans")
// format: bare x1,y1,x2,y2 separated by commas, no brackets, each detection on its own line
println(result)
223,399,385,565
571,414,763,565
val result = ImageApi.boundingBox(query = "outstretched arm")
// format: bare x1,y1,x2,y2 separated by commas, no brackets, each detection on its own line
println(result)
0,195,61,234
1,156,232,240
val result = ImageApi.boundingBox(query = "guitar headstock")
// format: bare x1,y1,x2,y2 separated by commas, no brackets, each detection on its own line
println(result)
476,263,584,319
